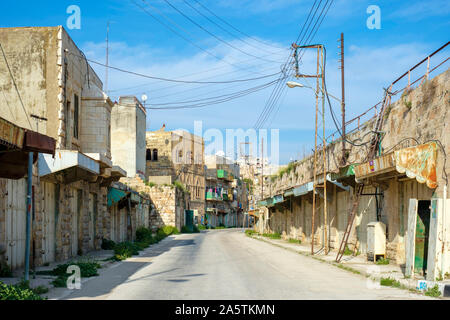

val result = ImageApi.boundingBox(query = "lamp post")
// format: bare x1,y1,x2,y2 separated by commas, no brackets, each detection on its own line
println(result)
286,78,337,255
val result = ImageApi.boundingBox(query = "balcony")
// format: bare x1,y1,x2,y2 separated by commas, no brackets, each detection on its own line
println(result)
217,169,234,181
205,191,222,201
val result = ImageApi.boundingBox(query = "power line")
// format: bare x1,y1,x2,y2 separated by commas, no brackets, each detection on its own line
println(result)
160,0,282,63
182,0,286,56
131,0,257,73
192,0,286,51
145,79,281,110
255,0,327,130
148,78,281,106
254,0,322,129
68,51,281,84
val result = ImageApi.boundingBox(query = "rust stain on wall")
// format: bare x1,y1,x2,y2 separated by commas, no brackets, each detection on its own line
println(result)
395,142,438,189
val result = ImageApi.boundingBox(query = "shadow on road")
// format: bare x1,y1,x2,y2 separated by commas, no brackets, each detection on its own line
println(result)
63,236,198,299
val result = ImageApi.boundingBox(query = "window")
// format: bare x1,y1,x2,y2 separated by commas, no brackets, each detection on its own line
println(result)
152,149,158,161
73,94,79,139
146,149,152,161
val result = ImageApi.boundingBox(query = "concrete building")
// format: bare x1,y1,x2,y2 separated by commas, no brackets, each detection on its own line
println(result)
0,26,126,270
111,96,147,179
204,155,247,227
146,126,206,220
257,66,450,281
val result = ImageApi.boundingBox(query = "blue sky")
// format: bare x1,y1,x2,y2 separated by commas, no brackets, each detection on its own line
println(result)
1,0,449,164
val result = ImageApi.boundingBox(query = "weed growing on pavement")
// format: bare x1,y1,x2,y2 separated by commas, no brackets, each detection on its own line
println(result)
336,263,361,275
261,232,281,239
425,285,441,297
0,262,13,277
343,245,353,256
245,230,258,236
181,225,200,233
376,258,390,265
101,238,116,250
380,277,401,288
288,238,301,244
0,280,44,300
198,225,206,230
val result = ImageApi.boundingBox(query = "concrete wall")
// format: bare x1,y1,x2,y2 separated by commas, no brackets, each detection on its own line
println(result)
260,68,450,274
111,96,147,178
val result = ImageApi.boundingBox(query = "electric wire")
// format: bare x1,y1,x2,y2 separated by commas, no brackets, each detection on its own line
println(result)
160,0,282,63
68,51,281,84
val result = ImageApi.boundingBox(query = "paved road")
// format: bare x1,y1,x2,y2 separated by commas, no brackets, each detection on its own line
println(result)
61,229,426,300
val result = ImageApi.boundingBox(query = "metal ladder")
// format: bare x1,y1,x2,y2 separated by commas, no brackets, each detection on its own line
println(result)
335,184,364,262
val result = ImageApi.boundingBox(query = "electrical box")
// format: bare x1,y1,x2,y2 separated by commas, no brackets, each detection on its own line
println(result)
367,221,386,262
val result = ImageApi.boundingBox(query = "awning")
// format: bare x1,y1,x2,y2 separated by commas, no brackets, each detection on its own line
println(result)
394,142,437,189
23,130,56,155
0,117,56,179
39,150,100,183
354,142,438,189
293,182,314,197
0,117,25,149
330,164,357,187
107,187,128,207
354,153,395,181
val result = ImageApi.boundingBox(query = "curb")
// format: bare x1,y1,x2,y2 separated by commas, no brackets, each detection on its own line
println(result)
246,234,447,299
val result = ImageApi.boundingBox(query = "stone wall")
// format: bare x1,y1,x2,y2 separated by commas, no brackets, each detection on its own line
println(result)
260,68,450,265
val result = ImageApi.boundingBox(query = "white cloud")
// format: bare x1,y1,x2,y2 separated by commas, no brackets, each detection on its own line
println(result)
80,37,445,163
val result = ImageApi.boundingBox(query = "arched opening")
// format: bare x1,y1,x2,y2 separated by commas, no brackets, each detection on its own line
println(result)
152,149,158,161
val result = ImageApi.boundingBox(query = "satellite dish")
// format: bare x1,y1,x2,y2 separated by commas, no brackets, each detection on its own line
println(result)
141,94,148,104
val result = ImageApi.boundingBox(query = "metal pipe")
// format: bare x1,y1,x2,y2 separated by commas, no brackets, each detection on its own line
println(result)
442,185,447,278
24,151,33,281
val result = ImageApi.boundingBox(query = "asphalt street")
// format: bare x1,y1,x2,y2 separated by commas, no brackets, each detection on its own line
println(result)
60,229,427,300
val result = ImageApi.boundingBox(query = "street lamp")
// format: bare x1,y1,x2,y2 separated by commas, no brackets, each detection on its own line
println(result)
286,81,304,88
286,81,341,102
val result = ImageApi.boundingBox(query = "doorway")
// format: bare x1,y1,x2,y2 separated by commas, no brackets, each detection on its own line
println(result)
414,200,430,275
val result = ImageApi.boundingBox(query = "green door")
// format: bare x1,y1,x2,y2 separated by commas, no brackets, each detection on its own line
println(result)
414,201,430,274
186,210,194,228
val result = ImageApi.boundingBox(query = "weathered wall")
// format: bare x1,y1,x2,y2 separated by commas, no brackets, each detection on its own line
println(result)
261,68,449,266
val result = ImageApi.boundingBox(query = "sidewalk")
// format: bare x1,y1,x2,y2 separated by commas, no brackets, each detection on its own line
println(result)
248,234,450,298
0,249,116,298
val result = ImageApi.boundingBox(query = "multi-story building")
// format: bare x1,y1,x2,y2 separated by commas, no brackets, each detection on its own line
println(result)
204,155,247,227
146,126,205,221
111,96,147,179
0,26,129,270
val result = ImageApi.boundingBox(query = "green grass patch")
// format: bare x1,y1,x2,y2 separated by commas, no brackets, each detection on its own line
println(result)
181,225,200,233
261,232,281,239
376,258,390,265
343,245,353,256
380,277,401,288
245,229,259,236
197,224,207,230
0,280,44,300
0,263,13,277
425,285,441,297
288,238,301,244
101,238,116,250
336,263,361,275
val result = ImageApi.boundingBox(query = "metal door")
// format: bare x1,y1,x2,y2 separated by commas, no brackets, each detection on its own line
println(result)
414,200,430,274
185,210,194,228
41,182,56,264
5,179,27,270
88,193,94,249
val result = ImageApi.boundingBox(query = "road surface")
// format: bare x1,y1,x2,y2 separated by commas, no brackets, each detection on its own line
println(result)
60,229,425,300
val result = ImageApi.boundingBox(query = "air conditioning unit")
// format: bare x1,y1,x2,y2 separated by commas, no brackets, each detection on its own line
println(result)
367,221,386,262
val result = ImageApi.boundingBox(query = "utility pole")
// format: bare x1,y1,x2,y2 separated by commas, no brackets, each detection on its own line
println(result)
261,137,264,202
292,43,327,255
339,33,346,165
321,48,328,255
105,21,110,94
